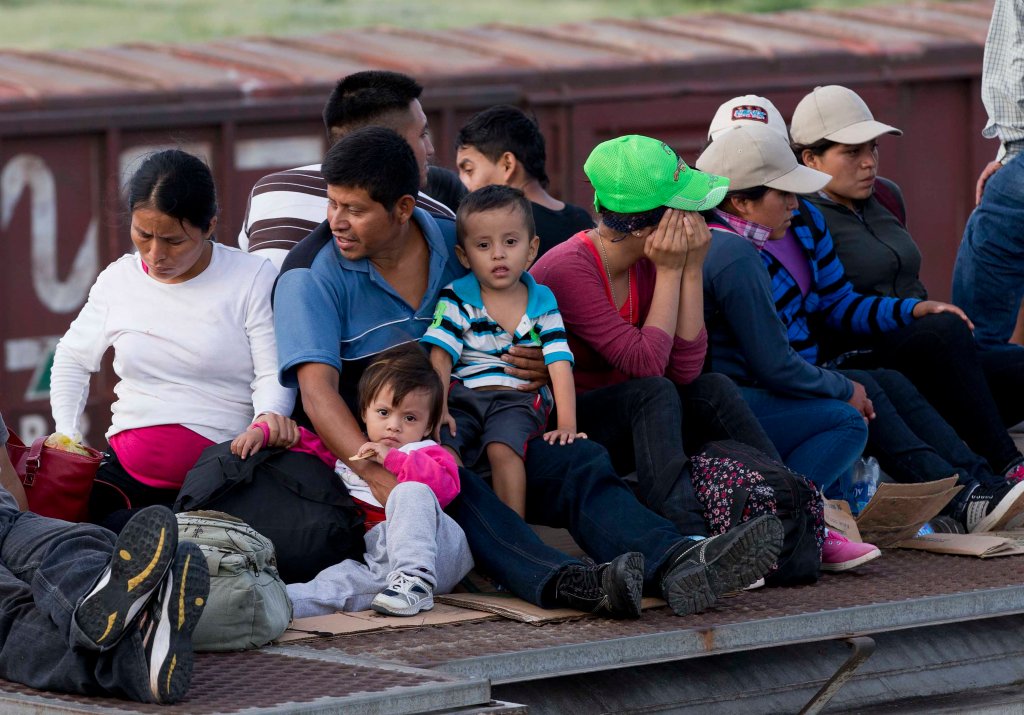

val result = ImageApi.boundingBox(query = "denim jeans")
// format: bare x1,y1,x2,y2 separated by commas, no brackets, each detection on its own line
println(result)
954,153,1024,352
576,376,706,537
738,387,867,493
446,438,694,607
0,488,151,701
841,369,1002,493
838,312,1024,474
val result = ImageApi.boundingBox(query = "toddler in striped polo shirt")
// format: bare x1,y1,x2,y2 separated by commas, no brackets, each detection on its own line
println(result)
422,185,586,518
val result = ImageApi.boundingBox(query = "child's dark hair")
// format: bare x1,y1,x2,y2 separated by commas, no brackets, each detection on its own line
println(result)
457,105,550,187
455,185,536,246
127,149,217,233
322,127,419,213
357,344,444,433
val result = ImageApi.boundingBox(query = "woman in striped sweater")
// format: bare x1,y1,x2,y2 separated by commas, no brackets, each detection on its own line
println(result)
695,121,1024,534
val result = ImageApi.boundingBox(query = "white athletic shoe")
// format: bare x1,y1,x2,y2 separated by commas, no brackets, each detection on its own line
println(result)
371,573,434,617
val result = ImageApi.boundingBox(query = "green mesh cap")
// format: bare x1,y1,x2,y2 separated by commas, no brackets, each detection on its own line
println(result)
584,135,730,214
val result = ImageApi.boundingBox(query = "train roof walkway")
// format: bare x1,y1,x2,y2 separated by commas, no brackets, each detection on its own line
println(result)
1,549,1022,713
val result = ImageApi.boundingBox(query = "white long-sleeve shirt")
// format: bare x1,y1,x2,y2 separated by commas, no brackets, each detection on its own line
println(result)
51,243,295,443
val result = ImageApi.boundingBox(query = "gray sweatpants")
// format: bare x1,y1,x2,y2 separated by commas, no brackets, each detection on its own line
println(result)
287,481,474,617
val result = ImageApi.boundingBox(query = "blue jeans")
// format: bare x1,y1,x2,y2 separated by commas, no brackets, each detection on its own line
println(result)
954,153,1024,352
447,438,694,607
738,387,867,493
842,369,1002,494
0,488,151,701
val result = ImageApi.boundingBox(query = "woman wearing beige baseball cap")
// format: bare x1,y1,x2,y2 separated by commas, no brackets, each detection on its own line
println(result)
697,120,1024,536
791,85,1024,488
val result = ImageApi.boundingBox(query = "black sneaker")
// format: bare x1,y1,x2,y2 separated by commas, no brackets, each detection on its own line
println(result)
75,506,177,650
956,481,1024,533
553,552,644,619
141,541,209,704
660,514,784,617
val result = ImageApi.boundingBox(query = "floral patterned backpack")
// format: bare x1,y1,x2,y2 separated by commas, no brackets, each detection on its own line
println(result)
690,440,825,586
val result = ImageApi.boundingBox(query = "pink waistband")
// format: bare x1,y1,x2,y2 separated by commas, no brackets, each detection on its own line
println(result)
109,425,214,490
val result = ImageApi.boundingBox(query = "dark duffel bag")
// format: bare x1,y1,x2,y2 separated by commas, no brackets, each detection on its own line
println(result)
174,442,365,584
690,439,824,586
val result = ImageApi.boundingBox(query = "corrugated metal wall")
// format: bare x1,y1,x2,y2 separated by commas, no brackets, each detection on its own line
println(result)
0,0,995,444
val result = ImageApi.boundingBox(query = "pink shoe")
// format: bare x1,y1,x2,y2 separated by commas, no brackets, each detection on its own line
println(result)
820,531,881,572
1005,460,1024,486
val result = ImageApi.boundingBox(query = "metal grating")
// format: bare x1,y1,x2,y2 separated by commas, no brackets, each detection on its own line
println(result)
297,550,1024,669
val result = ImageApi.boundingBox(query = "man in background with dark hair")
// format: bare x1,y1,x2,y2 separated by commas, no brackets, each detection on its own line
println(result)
457,105,593,258
238,70,461,269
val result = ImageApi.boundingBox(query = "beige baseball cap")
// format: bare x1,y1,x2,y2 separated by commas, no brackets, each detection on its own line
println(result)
696,123,832,193
707,95,788,141
790,85,902,145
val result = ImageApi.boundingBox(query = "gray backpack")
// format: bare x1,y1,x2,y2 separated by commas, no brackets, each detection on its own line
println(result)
175,511,293,651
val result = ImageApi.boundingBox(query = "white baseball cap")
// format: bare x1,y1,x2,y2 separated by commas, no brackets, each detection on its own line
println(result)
696,123,832,194
790,85,902,145
707,95,788,141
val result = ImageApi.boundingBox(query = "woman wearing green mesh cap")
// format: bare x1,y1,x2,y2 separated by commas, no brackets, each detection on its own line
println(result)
532,135,782,540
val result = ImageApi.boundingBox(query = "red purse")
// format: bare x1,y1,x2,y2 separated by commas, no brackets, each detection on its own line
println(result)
5,431,102,522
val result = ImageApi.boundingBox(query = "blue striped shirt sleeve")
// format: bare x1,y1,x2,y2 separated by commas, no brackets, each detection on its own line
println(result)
420,292,469,363
536,308,574,366
803,203,920,335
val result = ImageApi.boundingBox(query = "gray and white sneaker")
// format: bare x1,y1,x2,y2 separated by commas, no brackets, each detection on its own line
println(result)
371,573,434,617
141,541,209,704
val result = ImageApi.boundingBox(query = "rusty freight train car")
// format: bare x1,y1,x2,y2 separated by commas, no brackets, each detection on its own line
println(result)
0,0,994,445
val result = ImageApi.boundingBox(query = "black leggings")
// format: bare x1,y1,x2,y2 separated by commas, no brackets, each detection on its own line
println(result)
836,312,1024,474
90,450,180,533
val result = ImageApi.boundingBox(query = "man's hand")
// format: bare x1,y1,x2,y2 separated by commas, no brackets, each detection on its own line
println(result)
976,160,1002,205
912,300,974,330
503,345,549,391
848,380,875,422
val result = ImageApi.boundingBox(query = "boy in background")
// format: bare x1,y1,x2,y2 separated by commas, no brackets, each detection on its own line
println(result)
457,105,594,259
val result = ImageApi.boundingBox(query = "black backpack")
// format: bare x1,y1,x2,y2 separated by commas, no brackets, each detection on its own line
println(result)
174,443,365,584
689,440,823,586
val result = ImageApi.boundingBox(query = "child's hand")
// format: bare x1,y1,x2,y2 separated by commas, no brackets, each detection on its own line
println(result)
543,428,588,446
352,441,391,464
231,427,266,459
438,408,457,439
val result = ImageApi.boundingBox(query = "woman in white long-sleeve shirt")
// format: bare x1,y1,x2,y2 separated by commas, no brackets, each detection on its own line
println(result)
51,150,296,529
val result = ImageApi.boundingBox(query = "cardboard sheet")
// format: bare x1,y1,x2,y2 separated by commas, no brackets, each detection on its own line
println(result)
436,592,667,624
276,603,496,643
896,532,1024,558
851,478,961,547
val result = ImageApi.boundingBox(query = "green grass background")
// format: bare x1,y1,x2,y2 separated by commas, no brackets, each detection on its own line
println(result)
0,0,908,51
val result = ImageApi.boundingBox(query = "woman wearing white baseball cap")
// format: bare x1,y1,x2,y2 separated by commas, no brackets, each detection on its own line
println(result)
697,123,1024,537
791,85,1024,489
